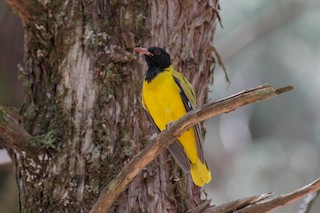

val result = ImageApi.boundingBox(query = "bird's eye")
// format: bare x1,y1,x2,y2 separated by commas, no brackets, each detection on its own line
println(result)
154,49,161,55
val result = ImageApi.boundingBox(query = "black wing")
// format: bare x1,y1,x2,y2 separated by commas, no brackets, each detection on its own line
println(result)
173,76,205,163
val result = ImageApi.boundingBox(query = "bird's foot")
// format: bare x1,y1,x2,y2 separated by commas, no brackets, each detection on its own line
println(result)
166,121,182,137
165,121,174,129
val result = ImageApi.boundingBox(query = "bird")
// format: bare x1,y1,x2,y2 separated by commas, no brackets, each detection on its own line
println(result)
134,46,211,186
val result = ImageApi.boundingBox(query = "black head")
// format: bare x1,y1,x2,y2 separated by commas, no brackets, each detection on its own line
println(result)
134,46,171,69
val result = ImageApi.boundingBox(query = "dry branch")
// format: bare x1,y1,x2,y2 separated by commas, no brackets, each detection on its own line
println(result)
90,84,293,213
0,106,40,161
237,178,320,213
5,0,45,24
201,193,273,213
298,191,320,213
194,178,320,213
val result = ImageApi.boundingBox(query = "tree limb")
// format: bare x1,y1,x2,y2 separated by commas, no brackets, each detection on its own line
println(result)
200,193,273,213
297,191,320,213
90,84,293,213
5,0,45,24
194,178,320,213
237,178,320,213
0,106,40,162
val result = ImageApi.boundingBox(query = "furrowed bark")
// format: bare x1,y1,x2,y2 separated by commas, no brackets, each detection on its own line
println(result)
4,0,222,212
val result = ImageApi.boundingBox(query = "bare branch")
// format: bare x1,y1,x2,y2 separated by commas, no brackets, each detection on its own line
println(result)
90,84,293,213
5,0,45,24
188,199,212,213
297,191,320,213
201,193,273,213
195,178,320,213
0,106,40,161
237,178,320,213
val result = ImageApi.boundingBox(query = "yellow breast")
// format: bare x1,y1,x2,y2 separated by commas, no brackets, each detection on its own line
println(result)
142,67,198,163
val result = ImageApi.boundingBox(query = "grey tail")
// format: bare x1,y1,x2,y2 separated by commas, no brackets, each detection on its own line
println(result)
167,141,190,172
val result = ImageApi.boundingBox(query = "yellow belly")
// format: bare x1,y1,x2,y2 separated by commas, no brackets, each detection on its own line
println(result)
142,70,197,163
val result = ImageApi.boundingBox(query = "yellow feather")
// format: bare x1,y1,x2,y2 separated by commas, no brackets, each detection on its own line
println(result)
142,65,211,186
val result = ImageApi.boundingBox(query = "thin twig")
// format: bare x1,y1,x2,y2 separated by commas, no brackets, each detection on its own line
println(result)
90,84,293,213
237,178,320,213
188,199,212,213
201,193,273,213
297,191,320,213
197,178,320,213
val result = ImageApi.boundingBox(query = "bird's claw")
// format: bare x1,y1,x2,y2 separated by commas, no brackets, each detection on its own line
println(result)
166,121,174,129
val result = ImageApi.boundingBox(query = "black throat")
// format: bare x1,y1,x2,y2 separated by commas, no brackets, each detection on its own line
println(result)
145,67,166,83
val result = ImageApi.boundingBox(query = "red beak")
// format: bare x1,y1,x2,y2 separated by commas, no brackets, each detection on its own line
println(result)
134,47,153,56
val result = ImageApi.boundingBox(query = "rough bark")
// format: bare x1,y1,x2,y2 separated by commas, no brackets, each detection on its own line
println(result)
4,0,220,212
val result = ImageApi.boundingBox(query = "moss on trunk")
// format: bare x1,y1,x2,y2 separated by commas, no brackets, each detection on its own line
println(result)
6,0,220,212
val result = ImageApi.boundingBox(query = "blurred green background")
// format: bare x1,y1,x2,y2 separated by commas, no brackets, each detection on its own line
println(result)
0,0,319,212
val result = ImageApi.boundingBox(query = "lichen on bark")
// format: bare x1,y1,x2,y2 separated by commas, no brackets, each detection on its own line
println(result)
5,0,221,212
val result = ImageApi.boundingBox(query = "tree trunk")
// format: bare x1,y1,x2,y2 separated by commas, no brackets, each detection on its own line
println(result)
5,0,220,212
